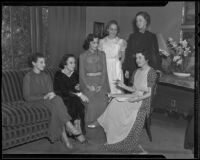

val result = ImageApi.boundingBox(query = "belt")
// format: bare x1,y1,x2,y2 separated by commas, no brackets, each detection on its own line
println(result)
86,72,102,76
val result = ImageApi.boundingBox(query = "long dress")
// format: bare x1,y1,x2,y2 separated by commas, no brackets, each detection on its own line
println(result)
23,70,72,143
97,67,157,153
79,50,110,125
123,30,162,79
53,70,86,134
99,36,127,94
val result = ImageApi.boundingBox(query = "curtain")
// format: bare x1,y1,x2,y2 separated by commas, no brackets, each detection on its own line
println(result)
30,7,43,54
48,7,86,67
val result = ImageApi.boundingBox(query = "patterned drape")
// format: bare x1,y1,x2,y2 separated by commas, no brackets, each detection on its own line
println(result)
48,7,86,67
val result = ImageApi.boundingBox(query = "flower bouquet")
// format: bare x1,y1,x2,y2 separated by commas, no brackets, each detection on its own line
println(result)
159,37,194,77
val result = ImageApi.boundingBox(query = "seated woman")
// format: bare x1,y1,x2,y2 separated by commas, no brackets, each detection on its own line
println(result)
88,50,157,153
23,53,86,150
79,34,110,126
53,54,89,135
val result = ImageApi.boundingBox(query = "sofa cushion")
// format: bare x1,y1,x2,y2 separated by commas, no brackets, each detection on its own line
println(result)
2,101,51,126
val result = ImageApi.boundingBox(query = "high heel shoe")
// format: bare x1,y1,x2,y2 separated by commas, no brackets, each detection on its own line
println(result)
66,122,87,144
60,135,73,149
70,133,88,144
87,121,99,128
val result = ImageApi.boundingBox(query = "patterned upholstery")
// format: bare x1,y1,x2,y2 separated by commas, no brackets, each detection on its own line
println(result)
2,68,58,150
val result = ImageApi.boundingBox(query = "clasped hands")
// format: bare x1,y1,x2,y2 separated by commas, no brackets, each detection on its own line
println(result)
44,92,56,100
87,85,102,92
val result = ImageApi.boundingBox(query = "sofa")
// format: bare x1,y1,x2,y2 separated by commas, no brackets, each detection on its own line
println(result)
2,68,58,150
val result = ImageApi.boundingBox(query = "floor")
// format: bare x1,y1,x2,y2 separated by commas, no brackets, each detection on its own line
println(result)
2,112,194,159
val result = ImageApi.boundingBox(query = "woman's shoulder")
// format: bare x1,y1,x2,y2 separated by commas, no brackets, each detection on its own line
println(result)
147,67,157,78
80,51,87,58
54,70,63,77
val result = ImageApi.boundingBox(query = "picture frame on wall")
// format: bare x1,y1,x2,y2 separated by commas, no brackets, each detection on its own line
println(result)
182,2,195,25
93,22,105,39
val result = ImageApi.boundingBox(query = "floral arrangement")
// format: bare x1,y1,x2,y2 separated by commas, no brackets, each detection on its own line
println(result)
159,37,194,74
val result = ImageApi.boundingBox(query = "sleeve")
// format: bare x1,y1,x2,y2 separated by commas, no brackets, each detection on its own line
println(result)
122,34,133,72
152,34,162,70
130,69,137,85
120,39,127,52
46,74,54,93
53,72,71,98
99,52,108,88
79,54,88,90
147,68,157,89
23,73,44,102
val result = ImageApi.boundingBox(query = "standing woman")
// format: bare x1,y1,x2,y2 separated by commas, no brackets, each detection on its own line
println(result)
53,54,89,135
79,34,110,126
123,11,162,82
23,53,86,149
98,20,127,94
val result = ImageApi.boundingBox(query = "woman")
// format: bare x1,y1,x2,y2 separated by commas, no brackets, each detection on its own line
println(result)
123,11,162,82
88,50,157,153
53,54,89,135
98,20,127,94
23,53,86,149
79,34,110,126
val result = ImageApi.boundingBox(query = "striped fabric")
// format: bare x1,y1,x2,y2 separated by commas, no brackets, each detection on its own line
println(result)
2,122,49,149
2,68,58,150
2,101,51,126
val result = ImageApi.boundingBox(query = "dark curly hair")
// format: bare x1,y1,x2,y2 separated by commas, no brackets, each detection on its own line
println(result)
28,52,45,68
133,11,151,33
58,54,75,69
105,20,120,36
83,33,98,50
136,50,151,63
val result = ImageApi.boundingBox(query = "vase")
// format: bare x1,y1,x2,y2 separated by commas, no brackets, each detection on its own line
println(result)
173,72,191,78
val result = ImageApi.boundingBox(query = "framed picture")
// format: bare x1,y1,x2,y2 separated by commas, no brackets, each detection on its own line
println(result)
93,22,105,38
182,2,195,25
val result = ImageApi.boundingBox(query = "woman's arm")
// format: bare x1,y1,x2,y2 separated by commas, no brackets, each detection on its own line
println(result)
127,87,151,102
119,39,127,64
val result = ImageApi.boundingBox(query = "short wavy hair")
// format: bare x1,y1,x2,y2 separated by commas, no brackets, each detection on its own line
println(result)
28,52,44,68
133,11,151,32
83,33,98,50
105,20,120,35
58,54,75,69
136,50,151,63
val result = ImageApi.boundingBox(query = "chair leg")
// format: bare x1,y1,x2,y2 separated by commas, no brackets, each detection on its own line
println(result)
145,117,152,142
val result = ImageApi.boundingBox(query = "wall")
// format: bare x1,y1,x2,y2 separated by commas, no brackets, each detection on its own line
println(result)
86,2,183,42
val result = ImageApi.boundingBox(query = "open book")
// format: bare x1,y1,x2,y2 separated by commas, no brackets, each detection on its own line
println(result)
115,91,144,102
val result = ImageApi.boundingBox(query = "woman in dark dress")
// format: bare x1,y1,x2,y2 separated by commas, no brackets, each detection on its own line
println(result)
23,53,86,150
53,54,89,135
123,11,162,83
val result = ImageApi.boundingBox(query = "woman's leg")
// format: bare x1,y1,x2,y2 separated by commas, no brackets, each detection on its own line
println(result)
61,126,73,149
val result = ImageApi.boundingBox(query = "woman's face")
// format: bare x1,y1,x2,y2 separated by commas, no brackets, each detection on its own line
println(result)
107,23,118,37
136,53,148,68
136,15,147,30
32,57,46,71
65,57,76,72
90,38,99,51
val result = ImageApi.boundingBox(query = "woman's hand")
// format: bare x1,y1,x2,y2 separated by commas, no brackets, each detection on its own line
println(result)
87,85,96,92
125,70,129,79
44,92,56,100
95,86,102,92
115,80,126,89
75,83,80,91
80,94,89,103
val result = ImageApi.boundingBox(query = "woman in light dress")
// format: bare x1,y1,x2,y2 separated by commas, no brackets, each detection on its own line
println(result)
88,50,157,153
98,20,127,94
